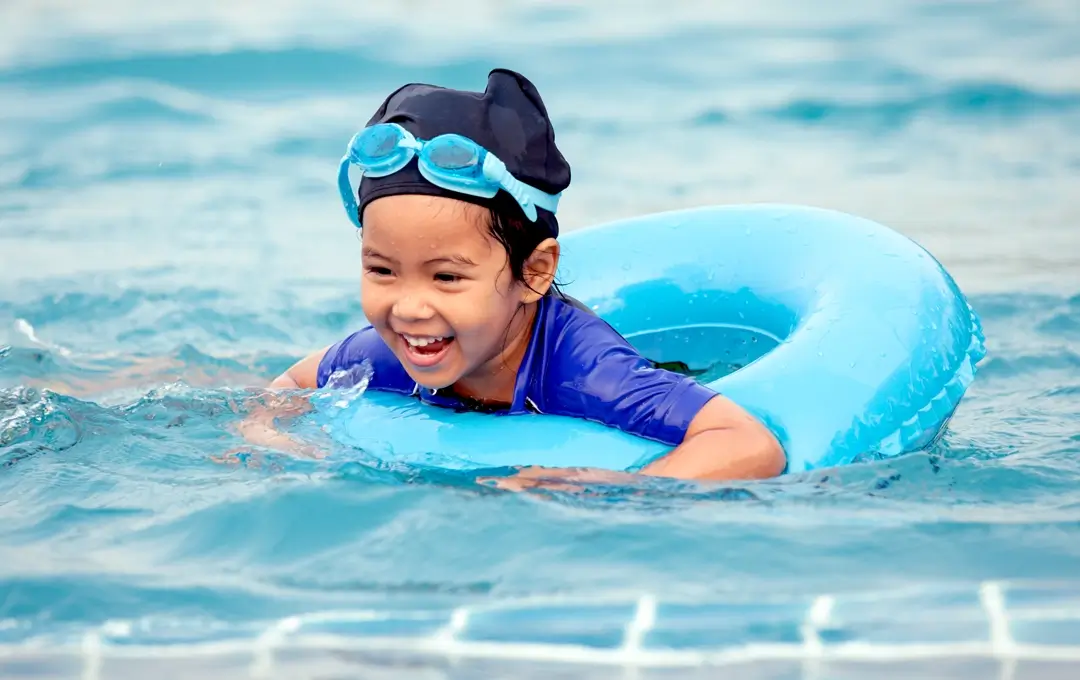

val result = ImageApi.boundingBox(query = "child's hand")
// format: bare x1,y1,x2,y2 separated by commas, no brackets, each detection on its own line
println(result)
479,466,641,492
232,418,324,459
217,390,324,463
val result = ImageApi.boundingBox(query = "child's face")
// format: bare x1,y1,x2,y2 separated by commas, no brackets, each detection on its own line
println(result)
359,194,540,393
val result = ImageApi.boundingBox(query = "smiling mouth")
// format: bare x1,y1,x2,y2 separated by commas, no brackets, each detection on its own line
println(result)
399,333,455,368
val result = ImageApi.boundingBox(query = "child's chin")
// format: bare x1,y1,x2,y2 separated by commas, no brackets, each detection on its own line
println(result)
406,368,459,391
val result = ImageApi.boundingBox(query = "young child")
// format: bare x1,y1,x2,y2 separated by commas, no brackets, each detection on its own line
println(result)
253,69,785,485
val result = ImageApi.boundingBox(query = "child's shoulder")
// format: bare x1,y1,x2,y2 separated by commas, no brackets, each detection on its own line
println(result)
546,293,621,334
544,293,640,360
532,295,718,446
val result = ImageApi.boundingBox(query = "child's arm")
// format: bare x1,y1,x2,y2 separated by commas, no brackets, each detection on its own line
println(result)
226,347,331,458
637,394,785,480
229,327,404,460
268,346,331,389
485,310,787,487
486,396,784,490
232,391,321,458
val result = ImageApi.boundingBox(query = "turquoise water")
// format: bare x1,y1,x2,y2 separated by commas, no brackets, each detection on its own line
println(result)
2,0,1080,677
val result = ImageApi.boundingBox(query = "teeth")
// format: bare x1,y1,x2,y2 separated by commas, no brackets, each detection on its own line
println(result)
404,334,445,347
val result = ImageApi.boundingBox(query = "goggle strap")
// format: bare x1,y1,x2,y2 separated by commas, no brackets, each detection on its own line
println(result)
337,155,362,229
482,155,562,222
483,156,534,221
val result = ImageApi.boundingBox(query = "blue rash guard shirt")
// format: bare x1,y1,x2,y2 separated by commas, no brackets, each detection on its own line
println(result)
316,293,719,447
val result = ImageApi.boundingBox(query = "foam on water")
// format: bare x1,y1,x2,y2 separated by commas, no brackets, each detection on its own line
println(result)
1,0,1079,677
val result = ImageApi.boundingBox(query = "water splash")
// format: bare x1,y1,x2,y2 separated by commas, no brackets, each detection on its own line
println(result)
2,0,1080,676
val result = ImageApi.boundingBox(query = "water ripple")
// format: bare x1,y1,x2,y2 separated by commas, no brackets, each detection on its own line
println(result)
1,1,1079,675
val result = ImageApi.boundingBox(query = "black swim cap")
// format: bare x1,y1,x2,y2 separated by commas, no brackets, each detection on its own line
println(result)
357,68,571,238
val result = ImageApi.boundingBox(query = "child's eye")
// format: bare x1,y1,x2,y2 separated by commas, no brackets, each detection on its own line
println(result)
366,266,393,277
434,272,462,283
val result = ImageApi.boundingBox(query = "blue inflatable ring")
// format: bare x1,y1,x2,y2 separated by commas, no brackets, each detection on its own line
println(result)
311,204,986,473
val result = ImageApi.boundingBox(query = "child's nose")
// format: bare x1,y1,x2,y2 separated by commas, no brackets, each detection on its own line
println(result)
392,294,435,321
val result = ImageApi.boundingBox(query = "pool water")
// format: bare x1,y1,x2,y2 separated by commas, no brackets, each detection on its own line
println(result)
629,323,777,382
2,0,1080,678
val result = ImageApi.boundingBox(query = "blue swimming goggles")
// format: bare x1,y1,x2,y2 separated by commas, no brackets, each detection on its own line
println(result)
337,123,562,229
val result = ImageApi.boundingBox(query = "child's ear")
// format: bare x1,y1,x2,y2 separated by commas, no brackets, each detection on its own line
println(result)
520,238,560,303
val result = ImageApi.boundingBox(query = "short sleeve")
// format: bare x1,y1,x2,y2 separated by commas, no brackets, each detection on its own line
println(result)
537,313,718,447
316,326,413,392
